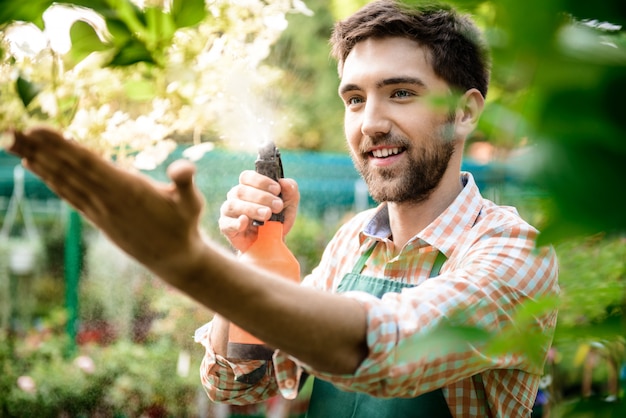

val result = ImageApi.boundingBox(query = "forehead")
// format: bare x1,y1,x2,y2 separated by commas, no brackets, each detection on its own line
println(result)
340,37,448,92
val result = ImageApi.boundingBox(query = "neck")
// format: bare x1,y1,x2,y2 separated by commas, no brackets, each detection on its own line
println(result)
387,165,463,251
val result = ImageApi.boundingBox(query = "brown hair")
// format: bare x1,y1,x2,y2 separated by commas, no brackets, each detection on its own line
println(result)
330,0,491,98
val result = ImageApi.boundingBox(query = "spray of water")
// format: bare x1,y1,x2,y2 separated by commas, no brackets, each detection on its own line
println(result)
211,66,287,153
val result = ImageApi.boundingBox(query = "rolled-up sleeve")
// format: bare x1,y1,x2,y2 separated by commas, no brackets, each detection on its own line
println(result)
194,321,279,404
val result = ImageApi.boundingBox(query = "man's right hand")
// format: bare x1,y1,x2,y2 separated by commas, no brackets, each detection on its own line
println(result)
219,170,300,252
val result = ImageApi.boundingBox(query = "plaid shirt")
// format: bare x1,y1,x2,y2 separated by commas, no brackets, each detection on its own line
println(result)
195,172,559,417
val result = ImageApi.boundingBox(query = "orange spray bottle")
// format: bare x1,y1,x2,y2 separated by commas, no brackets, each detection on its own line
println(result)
227,141,301,360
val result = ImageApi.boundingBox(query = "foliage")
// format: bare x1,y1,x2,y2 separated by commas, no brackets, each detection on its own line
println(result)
474,0,626,242
0,332,205,418
285,212,344,275
0,0,312,167
266,0,346,151
0,232,212,417
555,235,626,332
1,0,626,415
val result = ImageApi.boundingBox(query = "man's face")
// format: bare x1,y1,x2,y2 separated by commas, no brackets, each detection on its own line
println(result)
339,37,458,204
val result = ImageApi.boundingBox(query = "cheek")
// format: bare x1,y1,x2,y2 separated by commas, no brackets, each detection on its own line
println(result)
344,114,361,149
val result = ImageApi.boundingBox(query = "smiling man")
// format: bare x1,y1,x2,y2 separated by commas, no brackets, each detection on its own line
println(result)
208,1,558,417
8,1,558,417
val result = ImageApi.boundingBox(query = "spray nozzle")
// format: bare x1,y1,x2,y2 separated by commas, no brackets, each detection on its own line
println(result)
253,141,284,225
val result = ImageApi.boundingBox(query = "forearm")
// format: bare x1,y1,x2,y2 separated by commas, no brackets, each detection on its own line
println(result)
210,314,230,357
172,240,369,375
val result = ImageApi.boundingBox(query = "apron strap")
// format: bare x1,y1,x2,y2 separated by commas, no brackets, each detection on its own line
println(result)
429,250,447,278
351,241,378,274
352,241,447,278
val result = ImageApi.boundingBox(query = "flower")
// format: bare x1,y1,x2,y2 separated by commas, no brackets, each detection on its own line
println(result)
17,376,37,394
74,355,96,374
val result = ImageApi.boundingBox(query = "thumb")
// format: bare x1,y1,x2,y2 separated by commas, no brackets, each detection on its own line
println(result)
278,178,299,236
167,159,196,188
167,160,203,211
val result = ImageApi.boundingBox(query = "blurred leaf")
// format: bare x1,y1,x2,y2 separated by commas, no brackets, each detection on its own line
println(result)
106,0,146,37
396,296,558,367
57,95,80,127
396,321,492,366
171,0,207,28
0,0,54,28
556,315,625,345
68,20,110,66
123,79,156,101
144,6,176,48
483,296,560,365
492,0,563,56
16,76,41,108
108,39,155,67
105,17,134,46
55,0,111,15
533,64,626,243
562,0,626,26
560,396,626,417
447,0,490,9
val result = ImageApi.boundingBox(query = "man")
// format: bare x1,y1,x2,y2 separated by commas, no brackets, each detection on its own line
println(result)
7,0,558,416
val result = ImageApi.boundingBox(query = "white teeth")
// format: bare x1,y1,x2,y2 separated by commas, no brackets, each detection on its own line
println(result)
372,147,400,158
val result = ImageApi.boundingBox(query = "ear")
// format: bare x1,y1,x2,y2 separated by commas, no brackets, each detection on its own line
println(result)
454,88,484,139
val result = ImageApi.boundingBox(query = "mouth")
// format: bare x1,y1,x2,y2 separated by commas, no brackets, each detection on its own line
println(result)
369,146,406,159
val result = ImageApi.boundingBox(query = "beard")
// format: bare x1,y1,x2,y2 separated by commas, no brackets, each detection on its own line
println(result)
351,125,456,204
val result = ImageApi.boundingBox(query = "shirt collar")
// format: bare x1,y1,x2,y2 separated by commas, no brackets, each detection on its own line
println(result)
360,172,484,257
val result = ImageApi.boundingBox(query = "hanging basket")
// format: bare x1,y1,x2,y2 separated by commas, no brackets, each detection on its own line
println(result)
8,238,42,275
0,165,45,276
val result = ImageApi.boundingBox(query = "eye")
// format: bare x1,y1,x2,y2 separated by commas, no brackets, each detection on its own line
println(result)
391,89,415,99
346,96,365,107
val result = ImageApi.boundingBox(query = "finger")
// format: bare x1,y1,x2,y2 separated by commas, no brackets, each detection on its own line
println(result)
278,178,300,207
278,178,300,235
20,157,94,218
228,182,282,215
167,159,196,188
220,195,272,224
218,213,249,237
239,170,281,196
167,159,204,216
12,129,114,218
14,128,156,226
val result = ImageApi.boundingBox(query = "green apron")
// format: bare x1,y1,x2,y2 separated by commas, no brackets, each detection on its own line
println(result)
306,243,453,418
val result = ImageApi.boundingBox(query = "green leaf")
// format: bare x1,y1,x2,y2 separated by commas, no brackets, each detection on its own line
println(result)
0,0,54,28
16,76,41,108
562,0,626,27
171,0,207,28
54,0,111,16
105,18,133,47
104,0,149,46
108,40,155,67
145,6,176,47
123,79,156,101
57,95,80,127
396,323,493,366
68,20,110,66
533,67,626,243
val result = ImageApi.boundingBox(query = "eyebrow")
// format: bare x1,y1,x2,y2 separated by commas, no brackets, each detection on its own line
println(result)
339,76,427,95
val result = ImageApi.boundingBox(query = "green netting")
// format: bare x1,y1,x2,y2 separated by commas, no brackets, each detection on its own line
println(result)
1,147,502,218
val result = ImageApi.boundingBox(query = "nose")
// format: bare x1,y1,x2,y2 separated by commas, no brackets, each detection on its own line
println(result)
360,99,391,138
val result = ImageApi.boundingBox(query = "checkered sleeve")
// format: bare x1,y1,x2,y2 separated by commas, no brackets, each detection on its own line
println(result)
194,321,279,404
